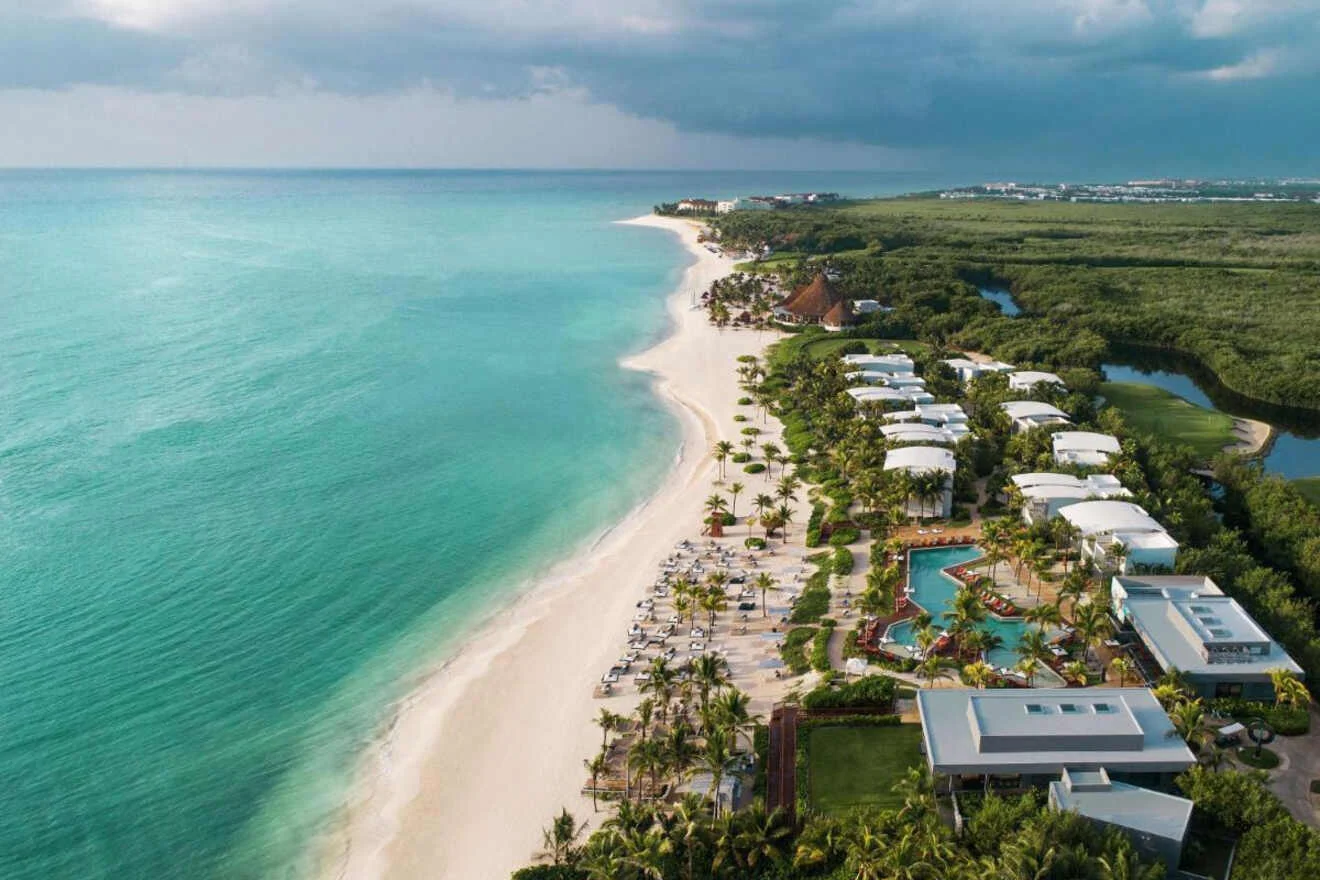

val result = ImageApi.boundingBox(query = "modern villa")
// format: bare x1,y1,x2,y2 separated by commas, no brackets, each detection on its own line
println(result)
842,353,916,375
1059,501,1179,573
916,688,1196,787
1001,400,1072,434
885,403,972,440
1053,431,1122,467
943,357,1015,383
1110,575,1304,700
1011,473,1133,524
1048,768,1194,868
847,372,926,389
881,422,959,446
883,446,956,517
848,386,935,408
1008,370,1067,392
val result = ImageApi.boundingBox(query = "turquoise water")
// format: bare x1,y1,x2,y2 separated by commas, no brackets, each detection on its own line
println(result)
0,170,978,879
977,287,1021,316
888,546,1025,667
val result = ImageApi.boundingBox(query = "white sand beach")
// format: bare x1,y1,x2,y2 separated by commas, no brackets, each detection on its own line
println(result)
321,215,784,880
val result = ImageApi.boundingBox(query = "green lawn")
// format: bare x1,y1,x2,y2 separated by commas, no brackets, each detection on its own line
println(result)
1294,477,1320,508
806,724,924,814
768,331,930,372
1099,381,1237,459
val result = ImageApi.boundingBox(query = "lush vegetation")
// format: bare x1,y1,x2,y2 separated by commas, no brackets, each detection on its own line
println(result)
803,723,922,814
1295,476,1320,507
1099,382,1238,460
800,675,898,711
1178,767,1320,880
714,198,1320,410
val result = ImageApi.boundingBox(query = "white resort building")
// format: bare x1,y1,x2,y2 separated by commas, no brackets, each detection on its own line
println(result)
1053,431,1122,467
1110,575,1304,701
1009,370,1067,391
884,446,956,517
943,357,1015,383
1048,768,1194,869
842,353,915,375
881,422,960,447
1059,501,1179,573
848,386,935,408
1001,400,1072,433
1011,473,1133,524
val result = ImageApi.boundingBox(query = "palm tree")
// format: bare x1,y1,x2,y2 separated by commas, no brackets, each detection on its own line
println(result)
584,751,608,812
1015,656,1041,687
1168,697,1210,748
918,654,943,689
1270,667,1311,708
701,589,728,631
1017,627,1051,667
845,823,889,880
1023,601,1063,634
1110,655,1136,687
663,724,700,789
699,727,734,816
1057,570,1089,621
963,660,994,689
667,793,709,880
712,440,734,481
711,688,756,753
596,708,621,751
775,473,801,506
690,652,731,713
728,481,745,519
636,697,655,742
628,737,666,802
1063,659,1089,686
705,493,729,529
752,493,775,527
776,503,795,544
1051,517,1081,574
538,808,585,866
734,803,793,871
754,572,775,618
1072,600,1114,663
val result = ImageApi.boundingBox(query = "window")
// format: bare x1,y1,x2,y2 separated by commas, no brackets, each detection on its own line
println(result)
1210,628,1233,639
1025,704,1047,715
1060,704,1081,714
1214,682,1243,699
1093,703,1115,714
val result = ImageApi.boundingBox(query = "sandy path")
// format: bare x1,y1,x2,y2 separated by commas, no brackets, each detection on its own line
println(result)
320,215,776,880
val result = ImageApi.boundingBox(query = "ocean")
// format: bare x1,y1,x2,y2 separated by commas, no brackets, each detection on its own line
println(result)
0,170,962,879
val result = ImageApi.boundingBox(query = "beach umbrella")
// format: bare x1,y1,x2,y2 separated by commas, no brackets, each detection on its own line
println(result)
845,658,868,678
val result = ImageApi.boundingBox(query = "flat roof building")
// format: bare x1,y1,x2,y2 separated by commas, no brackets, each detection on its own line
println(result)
1111,575,1303,700
917,688,1196,785
884,446,955,518
1010,473,1133,524
1048,768,1193,869
943,357,1015,383
1053,431,1122,467
842,353,915,374
882,422,959,447
1060,501,1178,573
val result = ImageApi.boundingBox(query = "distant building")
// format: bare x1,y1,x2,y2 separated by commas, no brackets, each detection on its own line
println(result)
821,300,855,331
944,357,1015,383
853,299,891,315
1111,575,1304,700
1001,400,1072,434
1011,473,1132,524
1048,768,1193,869
676,198,718,213
881,422,960,447
1059,501,1178,573
1009,370,1067,392
776,274,846,325
715,197,773,213
842,353,915,374
883,403,972,440
1053,431,1122,467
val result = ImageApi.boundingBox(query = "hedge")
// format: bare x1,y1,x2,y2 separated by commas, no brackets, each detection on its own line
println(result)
1210,698,1311,736
789,559,832,624
810,622,836,672
740,426,762,436
743,463,767,474
780,627,816,675
733,414,749,422
801,675,897,711
805,502,826,548
828,528,861,547
731,452,751,463
745,537,767,550
832,546,854,575
737,396,753,405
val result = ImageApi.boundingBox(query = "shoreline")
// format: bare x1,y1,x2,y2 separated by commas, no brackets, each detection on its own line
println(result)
319,214,769,880
1228,416,1274,458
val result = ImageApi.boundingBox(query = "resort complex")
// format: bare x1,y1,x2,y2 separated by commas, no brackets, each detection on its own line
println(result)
514,211,1320,880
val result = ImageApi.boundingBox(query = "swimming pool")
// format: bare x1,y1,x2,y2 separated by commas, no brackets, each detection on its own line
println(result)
887,545,1028,668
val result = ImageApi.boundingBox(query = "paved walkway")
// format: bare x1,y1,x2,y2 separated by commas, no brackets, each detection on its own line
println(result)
766,705,798,819
1264,706,1320,828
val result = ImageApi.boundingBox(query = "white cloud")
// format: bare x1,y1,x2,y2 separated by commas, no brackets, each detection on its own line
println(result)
1202,47,1285,80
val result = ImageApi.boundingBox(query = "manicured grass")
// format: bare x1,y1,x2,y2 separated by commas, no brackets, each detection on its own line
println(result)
1294,477,1320,508
1100,381,1237,459
1237,746,1281,769
806,724,924,814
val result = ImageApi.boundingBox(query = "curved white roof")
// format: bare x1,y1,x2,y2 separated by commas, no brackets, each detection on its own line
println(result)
1012,473,1126,491
847,386,907,403
1053,431,1122,453
884,446,956,474
1009,370,1066,389
882,423,955,445
1001,400,1069,420
1060,501,1164,536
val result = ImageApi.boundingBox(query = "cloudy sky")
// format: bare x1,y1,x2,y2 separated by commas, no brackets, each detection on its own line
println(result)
3,0,1318,171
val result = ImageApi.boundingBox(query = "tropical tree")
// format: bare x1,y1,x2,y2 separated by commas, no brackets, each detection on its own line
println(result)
752,492,775,524
734,803,793,871
728,481,745,519
699,728,734,817
1270,667,1312,708
584,751,608,812
754,572,775,618
538,808,585,866
690,652,731,712
918,654,943,689
1110,656,1136,687
963,660,994,689
712,440,734,481
1063,659,1089,686
1015,656,1041,687
701,588,728,631
635,697,655,743
776,503,795,544
596,708,622,751
1023,601,1063,634
1168,697,1211,748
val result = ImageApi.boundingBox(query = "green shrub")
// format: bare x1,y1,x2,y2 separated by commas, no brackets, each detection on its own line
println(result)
704,513,735,526
733,414,749,422
789,558,832,623
1210,698,1311,736
832,546,854,575
731,452,751,463
743,462,767,474
842,626,861,659
781,627,816,675
828,528,861,546
1238,747,1281,769
810,623,835,672
744,537,767,550
741,426,762,436
801,675,897,711
737,396,753,405
805,502,826,548
737,354,758,363
511,867,585,880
